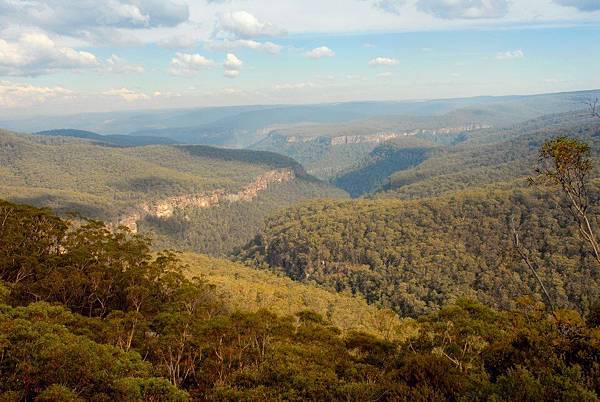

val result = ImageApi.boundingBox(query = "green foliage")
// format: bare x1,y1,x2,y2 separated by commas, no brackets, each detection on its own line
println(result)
180,253,409,340
239,183,600,316
333,144,431,197
1,199,599,399
538,136,592,181
0,302,161,400
381,114,600,199
143,179,346,256
0,130,344,256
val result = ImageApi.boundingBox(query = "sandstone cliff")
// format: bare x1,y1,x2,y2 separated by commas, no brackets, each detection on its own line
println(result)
118,169,295,232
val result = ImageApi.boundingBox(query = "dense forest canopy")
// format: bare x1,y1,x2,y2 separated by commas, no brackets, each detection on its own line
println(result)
239,182,600,316
2,199,600,400
380,112,600,199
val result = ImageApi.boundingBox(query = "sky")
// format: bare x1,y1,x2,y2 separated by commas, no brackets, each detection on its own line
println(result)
0,0,599,117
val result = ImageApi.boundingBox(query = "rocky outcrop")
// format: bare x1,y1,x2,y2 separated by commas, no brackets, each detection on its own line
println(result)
118,169,295,233
329,124,490,145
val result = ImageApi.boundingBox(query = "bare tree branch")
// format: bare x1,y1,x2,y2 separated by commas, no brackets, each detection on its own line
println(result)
587,97,600,119
534,137,600,266
510,217,556,315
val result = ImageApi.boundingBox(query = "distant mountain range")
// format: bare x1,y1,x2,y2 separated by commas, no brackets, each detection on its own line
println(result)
2,90,598,149
35,128,180,147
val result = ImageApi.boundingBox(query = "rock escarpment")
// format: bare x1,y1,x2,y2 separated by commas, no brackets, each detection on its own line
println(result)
118,169,295,232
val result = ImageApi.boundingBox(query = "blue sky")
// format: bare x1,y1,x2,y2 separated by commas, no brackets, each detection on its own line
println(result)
0,0,599,117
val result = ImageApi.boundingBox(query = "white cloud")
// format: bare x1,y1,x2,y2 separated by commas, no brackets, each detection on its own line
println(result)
0,0,189,48
305,46,335,59
0,33,99,76
206,39,282,54
223,53,243,78
554,0,600,11
169,52,216,76
0,80,73,107
214,11,285,39
0,0,189,34
105,55,145,74
417,0,510,19
158,35,198,49
274,82,317,90
102,88,150,102
368,57,399,67
496,49,525,60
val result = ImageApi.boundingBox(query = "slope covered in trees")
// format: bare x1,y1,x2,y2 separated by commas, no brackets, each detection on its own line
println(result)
35,128,180,147
0,130,345,255
181,253,406,338
381,112,600,199
3,199,600,400
332,139,434,197
240,180,600,317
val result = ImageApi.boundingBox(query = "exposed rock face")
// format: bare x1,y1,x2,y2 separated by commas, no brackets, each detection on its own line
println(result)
118,169,295,233
329,124,490,145
282,124,490,146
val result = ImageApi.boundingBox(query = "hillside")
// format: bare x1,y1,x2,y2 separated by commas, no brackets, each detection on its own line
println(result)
312,111,600,198
250,114,493,180
181,253,406,339
239,112,600,316
0,130,345,255
331,138,436,197
239,182,600,317
35,128,180,147
247,91,600,179
4,198,599,400
380,112,600,199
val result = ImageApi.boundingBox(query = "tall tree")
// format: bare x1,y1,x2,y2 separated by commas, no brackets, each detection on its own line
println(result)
533,136,599,265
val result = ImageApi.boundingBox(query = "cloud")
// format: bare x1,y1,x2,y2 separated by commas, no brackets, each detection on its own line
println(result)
305,46,335,59
496,49,525,60
169,52,216,76
368,57,399,66
214,11,285,39
554,0,600,11
417,0,510,19
372,0,406,14
105,55,144,74
102,88,150,102
224,53,243,69
274,82,317,90
207,39,282,54
0,33,99,76
223,53,243,78
0,0,189,39
158,36,198,49
0,80,73,107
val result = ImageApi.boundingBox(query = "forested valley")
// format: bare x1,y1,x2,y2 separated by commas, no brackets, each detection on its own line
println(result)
2,98,600,400
3,197,600,400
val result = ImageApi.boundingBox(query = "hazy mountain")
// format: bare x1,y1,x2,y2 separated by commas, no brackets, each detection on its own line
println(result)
35,128,180,147
3,90,598,149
